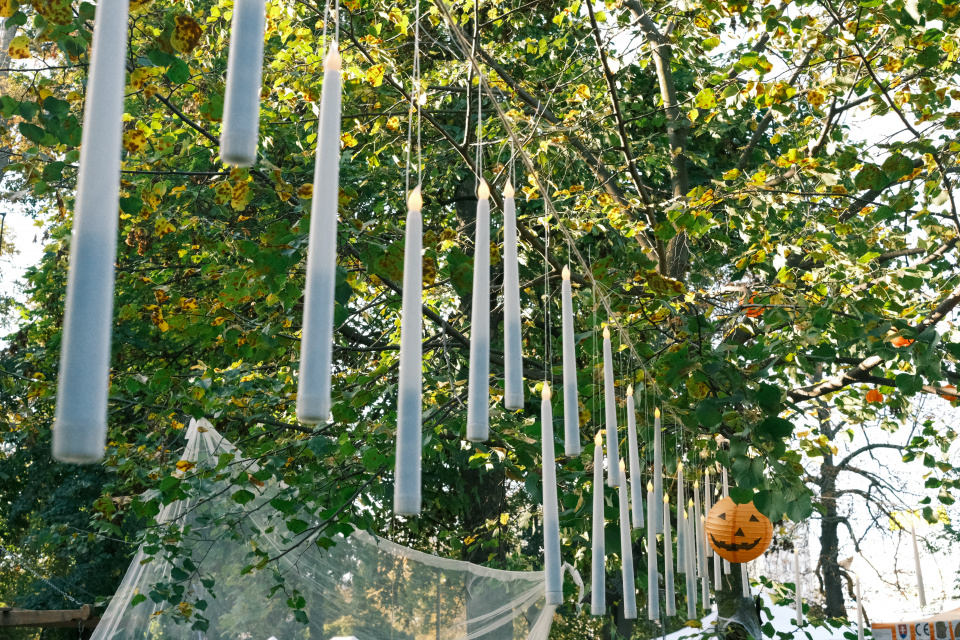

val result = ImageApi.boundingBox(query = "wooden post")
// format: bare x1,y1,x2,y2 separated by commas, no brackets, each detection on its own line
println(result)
0,604,99,629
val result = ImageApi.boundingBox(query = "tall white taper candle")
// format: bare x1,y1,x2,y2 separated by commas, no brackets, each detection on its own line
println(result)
626,386,643,527
794,549,803,624
911,524,926,606
663,493,676,616
502,181,524,410
705,470,713,558
602,327,620,486
856,575,864,640
219,0,267,166
653,408,662,532
741,562,750,597
541,384,563,605
466,180,491,441
694,481,709,607
677,463,686,573
394,187,423,516
685,502,697,618
722,467,731,573
618,460,637,619
647,481,659,620
296,46,342,425
592,432,606,615
560,266,580,455
53,0,130,463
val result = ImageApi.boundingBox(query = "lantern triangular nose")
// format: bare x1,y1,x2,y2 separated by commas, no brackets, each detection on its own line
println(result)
735,528,745,537
717,512,726,520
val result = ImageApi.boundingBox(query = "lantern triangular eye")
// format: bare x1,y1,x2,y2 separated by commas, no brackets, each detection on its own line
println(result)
735,528,745,537
749,514,760,522
717,513,726,520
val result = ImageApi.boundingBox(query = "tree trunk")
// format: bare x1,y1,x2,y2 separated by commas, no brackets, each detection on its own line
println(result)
818,460,846,618
715,563,761,640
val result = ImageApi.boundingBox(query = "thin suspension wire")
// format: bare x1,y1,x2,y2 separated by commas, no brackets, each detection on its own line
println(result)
544,219,552,388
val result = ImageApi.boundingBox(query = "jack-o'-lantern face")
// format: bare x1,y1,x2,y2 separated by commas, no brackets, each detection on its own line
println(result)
705,497,774,563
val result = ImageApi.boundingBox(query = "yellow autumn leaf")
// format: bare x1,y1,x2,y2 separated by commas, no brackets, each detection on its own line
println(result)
32,0,72,25
230,179,253,210
499,513,509,525
154,217,176,238
8,35,30,60
0,0,18,18
171,15,203,53
175,460,196,472
366,64,385,87
123,130,149,154
722,168,740,180
340,132,358,148
297,183,314,199
574,84,591,102
386,116,400,131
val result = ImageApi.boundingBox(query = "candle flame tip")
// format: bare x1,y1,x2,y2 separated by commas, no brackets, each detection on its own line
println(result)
619,459,626,471
626,384,633,396
561,265,570,280
663,494,669,504
595,432,603,446
647,481,653,492
602,326,610,339
655,407,661,418
504,179,515,197
324,46,341,70
408,186,422,210
477,179,490,199
542,383,551,400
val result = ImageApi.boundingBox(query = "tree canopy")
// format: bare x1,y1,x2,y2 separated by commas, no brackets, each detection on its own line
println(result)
1,0,960,633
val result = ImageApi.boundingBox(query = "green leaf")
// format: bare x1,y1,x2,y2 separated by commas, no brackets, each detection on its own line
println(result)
695,88,717,109
757,416,793,439
916,46,940,67
854,164,889,191
755,383,782,412
18,122,46,144
895,373,923,394
232,489,255,504
287,518,310,534
130,594,148,607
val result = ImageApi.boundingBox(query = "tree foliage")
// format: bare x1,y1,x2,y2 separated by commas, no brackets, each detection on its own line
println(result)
2,0,960,630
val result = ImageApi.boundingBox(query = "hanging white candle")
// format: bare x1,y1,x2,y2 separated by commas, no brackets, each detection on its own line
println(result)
685,502,697,619
694,481,709,606
394,187,423,516
219,0,267,166
541,384,563,605
502,181,524,411
560,266,580,455
617,460,636,619
626,386,644,527
677,463,686,574
722,466,731,573
794,549,803,625
709,470,721,591
53,0,131,463
601,327,620,486
741,561,750,597
701,514,710,606
663,493,676,616
297,45,342,425
911,524,926,606
592,432,606,615
646,481,659,621
704,469,713,558
466,180,491,442
856,575,864,640
653,407,663,532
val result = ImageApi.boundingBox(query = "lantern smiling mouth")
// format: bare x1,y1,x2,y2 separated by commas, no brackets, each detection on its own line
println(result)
709,533,763,552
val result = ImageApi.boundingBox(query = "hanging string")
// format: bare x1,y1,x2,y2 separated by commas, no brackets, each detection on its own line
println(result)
544,218,552,388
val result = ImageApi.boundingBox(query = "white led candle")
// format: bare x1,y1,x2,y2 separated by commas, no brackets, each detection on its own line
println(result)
647,481,659,621
722,467,731,574
602,327,620,486
560,266,580,455
856,575,864,640
542,384,562,605
297,45,342,425
219,0,267,166
466,180,491,442
677,463,686,574
685,502,697,618
742,562,750,597
663,493,676,616
794,549,803,625
626,386,643,527
394,187,423,516
911,524,926,606
502,181,523,410
53,0,130,463
618,460,636,619
653,407,662,532
705,470,713,558
694,481,708,607
592,432,606,615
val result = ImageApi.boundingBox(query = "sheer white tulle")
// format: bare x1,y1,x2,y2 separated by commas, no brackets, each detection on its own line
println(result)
92,419,565,640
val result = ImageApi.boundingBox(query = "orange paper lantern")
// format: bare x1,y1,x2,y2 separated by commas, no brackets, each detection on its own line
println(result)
865,389,884,404
891,336,915,348
705,497,773,563
938,385,958,402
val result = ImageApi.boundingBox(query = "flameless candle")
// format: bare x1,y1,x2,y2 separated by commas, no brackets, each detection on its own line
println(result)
502,181,523,411
592,432,605,615
53,0,131,463
466,180,491,442
618,460,637,619
741,562,750,597
911,524,926,606
677,463,686,574
626,386,643,527
394,187,423,516
685,503,697,618
297,46,342,425
663,493,676,616
704,470,713,558
647,481,659,621
541,384,563,605
602,327,620,486
560,266,580,455
694,481,708,606
220,0,267,166
653,408,662,532
794,549,803,625
722,467,731,573
856,575,864,640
